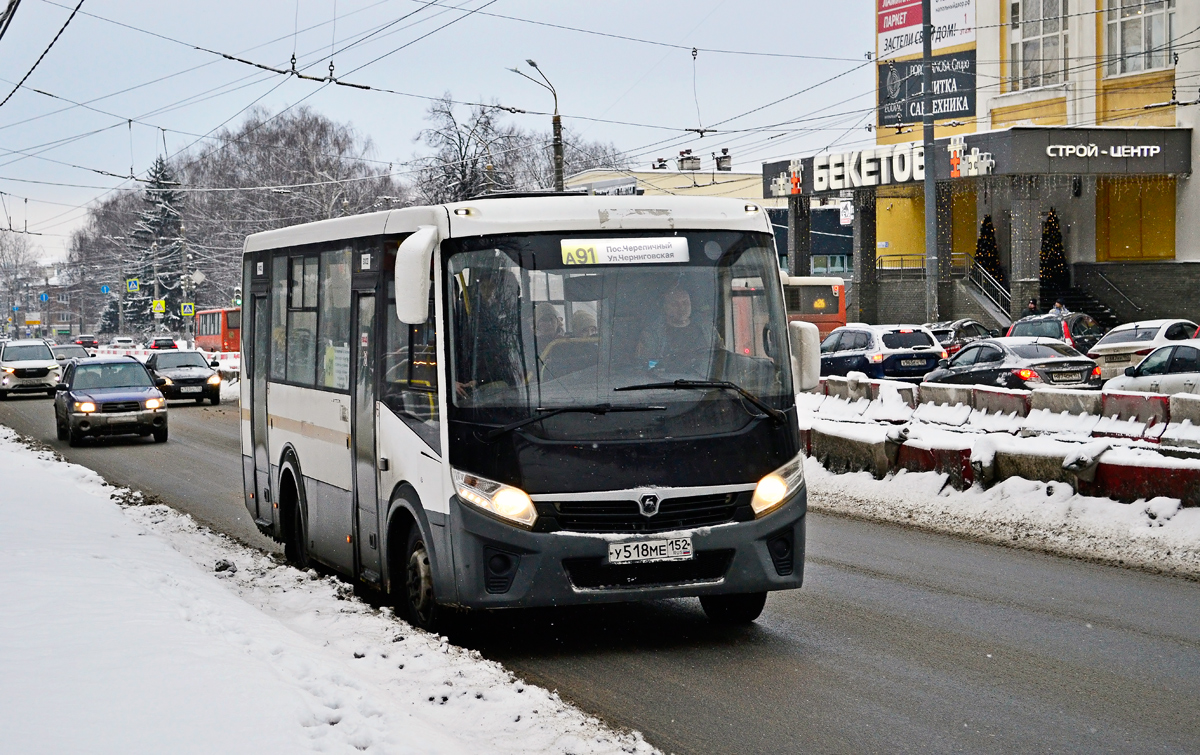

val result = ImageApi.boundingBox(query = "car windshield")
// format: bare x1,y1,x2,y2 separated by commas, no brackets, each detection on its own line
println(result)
1010,320,1064,339
1011,343,1082,359
445,230,792,440
3,343,52,361
881,330,936,349
72,363,153,389
1095,326,1160,346
154,352,209,368
53,346,89,358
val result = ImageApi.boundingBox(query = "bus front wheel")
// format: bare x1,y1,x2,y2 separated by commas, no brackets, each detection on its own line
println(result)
401,527,439,631
700,592,767,625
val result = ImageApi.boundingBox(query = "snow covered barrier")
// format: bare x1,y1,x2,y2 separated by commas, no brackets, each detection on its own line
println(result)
1077,446,1200,507
1093,390,1170,442
1029,387,1103,417
1162,394,1200,450
918,383,974,408
894,423,975,490
972,386,1031,417
1022,386,1101,437
809,419,895,478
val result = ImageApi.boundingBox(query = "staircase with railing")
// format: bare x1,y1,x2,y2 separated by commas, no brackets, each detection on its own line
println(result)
875,251,1012,316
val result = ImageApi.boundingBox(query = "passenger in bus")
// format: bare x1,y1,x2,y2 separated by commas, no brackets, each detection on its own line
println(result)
454,268,522,397
635,286,718,372
534,304,564,345
570,310,598,338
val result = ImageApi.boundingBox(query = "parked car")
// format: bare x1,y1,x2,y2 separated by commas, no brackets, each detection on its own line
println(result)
53,356,168,445
0,339,62,398
820,324,946,383
145,336,178,350
1006,312,1106,353
109,336,136,348
1085,319,1198,381
51,344,90,362
145,350,222,405
925,319,999,355
1102,340,1200,396
74,334,99,349
923,337,1102,390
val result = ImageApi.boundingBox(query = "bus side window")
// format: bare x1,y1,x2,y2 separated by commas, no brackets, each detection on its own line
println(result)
382,282,440,452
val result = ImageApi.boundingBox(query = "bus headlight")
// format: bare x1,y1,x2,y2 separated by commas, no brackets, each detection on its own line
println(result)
751,453,805,518
451,468,537,529
207,374,222,385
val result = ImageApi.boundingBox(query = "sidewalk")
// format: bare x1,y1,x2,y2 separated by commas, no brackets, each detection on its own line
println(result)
0,428,652,755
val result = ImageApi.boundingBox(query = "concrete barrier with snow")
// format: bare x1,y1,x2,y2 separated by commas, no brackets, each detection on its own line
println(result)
1029,388,1103,417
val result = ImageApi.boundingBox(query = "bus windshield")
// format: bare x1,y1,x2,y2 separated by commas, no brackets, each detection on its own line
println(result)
446,231,792,440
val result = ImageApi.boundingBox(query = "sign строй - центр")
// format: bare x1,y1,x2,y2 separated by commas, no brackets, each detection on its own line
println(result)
877,0,975,61
1047,144,1163,158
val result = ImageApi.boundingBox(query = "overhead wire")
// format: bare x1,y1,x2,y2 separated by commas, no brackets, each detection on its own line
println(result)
0,0,83,110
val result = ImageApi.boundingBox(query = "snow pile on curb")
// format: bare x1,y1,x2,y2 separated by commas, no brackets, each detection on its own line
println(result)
0,428,653,754
805,457,1200,579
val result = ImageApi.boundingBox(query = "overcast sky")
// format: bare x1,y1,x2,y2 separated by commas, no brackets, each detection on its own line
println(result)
0,0,874,260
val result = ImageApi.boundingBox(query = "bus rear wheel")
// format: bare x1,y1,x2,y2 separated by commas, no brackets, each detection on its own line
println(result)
699,592,767,625
401,527,438,631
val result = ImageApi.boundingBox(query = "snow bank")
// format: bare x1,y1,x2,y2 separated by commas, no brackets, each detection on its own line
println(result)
805,457,1200,579
0,429,653,755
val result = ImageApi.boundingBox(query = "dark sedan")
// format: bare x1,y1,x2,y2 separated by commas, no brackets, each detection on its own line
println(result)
53,357,168,445
145,350,222,404
923,337,1101,390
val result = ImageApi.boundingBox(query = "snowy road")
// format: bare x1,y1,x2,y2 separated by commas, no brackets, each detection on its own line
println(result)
2,394,1200,753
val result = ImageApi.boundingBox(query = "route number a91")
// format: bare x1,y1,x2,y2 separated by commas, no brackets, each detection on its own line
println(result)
562,245,597,265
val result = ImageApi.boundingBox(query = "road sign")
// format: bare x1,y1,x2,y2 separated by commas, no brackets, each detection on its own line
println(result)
151,299,166,314
181,302,195,317
126,279,139,293
10,305,17,312
38,292,49,303
100,285,110,294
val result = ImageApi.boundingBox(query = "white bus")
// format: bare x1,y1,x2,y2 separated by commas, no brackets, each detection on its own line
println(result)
239,195,817,629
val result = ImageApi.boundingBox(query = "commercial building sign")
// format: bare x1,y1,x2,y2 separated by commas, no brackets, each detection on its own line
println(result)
765,143,929,196
878,50,976,127
877,0,975,61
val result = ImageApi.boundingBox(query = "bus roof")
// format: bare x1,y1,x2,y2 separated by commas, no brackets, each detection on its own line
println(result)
784,276,845,287
243,195,773,254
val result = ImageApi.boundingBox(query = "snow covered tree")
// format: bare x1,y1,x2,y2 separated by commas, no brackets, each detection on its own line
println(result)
1038,208,1069,293
973,215,1005,286
126,157,187,333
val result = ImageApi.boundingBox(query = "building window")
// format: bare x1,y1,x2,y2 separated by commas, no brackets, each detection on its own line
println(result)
56,312,72,323
1106,0,1176,76
1010,0,1069,90
56,292,69,304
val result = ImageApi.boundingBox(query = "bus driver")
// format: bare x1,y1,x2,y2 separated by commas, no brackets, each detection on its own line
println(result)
635,285,718,372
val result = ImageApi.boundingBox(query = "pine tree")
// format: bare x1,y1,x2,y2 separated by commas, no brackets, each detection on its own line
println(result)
973,214,1005,286
1038,207,1069,293
126,157,188,333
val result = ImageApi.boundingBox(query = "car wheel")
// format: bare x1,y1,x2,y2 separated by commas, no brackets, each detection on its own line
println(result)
0,390,7,400
67,427,84,447
401,526,439,631
55,415,68,441
210,393,221,406
152,427,168,443
45,389,55,398
699,592,768,625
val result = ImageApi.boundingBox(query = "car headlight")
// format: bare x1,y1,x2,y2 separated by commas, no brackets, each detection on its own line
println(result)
207,374,222,385
751,453,805,518
145,398,163,410
451,468,537,529
74,401,96,413
160,376,173,386
3,367,12,374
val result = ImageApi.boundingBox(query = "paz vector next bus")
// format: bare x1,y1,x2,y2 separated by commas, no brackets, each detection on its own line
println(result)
239,194,818,629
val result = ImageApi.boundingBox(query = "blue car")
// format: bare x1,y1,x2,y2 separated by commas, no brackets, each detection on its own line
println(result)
820,324,947,383
53,356,169,446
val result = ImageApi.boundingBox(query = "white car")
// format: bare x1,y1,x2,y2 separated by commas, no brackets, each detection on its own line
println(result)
1087,319,1198,381
0,339,62,398
108,336,136,348
1103,339,1200,396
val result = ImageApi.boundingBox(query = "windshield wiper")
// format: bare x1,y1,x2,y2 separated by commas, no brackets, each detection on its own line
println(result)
484,403,666,440
614,379,786,423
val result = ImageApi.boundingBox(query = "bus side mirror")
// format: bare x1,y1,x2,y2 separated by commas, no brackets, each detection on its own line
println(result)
394,225,439,324
788,320,821,394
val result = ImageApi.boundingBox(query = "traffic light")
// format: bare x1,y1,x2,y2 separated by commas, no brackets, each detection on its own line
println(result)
233,286,242,307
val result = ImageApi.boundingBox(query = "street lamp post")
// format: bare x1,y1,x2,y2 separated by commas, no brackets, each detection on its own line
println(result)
510,59,564,191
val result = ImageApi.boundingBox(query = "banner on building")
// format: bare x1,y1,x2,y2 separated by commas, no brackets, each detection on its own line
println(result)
877,0,975,61
878,50,976,127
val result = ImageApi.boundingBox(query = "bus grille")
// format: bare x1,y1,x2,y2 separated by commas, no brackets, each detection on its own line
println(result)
562,549,734,590
542,492,751,533
102,401,140,413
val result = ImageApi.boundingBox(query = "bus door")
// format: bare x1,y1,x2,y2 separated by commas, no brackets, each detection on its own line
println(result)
352,293,382,581
250,294,272,524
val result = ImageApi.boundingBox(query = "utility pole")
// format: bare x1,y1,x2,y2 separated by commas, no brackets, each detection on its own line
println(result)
511,60,564,191
921,0,939,322
152,240,161,334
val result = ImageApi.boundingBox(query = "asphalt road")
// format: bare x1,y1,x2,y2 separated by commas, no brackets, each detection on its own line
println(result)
3,394,1199,753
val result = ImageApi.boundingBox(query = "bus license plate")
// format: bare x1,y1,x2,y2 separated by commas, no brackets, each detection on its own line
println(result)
608,537,693,565
180,386,203,393
900,359,927,367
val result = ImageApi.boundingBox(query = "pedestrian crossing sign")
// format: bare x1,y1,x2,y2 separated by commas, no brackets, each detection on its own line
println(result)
181,302,195,317
126,279,139,293
151,299,166,314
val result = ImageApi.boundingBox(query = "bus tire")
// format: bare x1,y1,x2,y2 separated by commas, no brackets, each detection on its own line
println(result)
281,468,312,569
401,526,439,631
699,592,767,625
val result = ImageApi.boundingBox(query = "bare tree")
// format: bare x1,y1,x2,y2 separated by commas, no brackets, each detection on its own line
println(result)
0,231,39,335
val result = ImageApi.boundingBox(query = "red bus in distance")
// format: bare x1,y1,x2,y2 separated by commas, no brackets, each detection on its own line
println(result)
195,307,241,353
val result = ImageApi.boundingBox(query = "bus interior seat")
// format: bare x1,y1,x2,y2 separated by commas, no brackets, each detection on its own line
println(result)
539,338,600,380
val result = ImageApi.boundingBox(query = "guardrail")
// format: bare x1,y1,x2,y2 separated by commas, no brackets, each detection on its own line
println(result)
876,251,1012,314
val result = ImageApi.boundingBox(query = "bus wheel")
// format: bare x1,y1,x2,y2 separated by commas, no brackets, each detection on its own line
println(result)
282,473,311,569
699,592,767,625
402,527,438,631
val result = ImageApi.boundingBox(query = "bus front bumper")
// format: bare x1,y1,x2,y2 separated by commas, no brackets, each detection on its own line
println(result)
447,487,806,609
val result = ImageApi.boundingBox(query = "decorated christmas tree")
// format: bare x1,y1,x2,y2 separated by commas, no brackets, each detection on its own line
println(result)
1038,208,1069,293
974,214,1005,286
